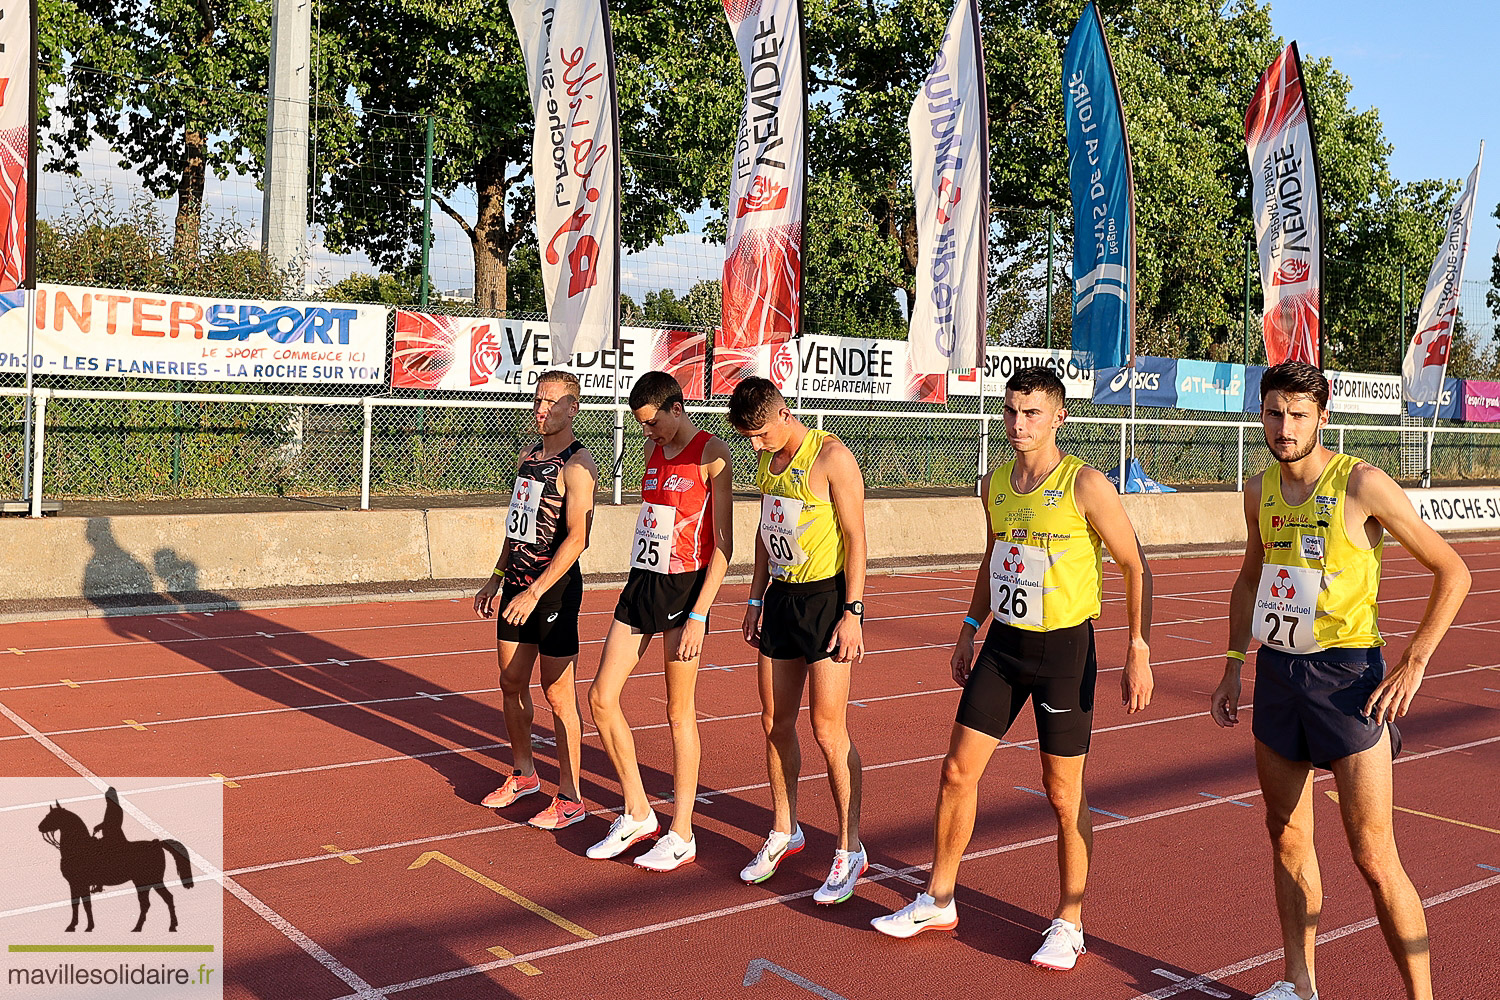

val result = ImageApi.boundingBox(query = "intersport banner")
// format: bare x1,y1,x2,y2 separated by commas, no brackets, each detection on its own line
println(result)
720,0,805,348
1404,145,1483,406
947,346,1093,399
509,0,619,363
1063,2,1135,370
0,0,31,291
1463,380,1500,423
0,284,388,384
907,0,987,374
392,311,705,399
711,335,945,403
1245,42,1323,366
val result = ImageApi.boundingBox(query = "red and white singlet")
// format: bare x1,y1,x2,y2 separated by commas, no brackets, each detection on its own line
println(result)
632,431,715,575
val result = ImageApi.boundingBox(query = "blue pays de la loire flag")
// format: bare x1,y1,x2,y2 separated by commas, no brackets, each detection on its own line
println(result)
1064,2,1134,370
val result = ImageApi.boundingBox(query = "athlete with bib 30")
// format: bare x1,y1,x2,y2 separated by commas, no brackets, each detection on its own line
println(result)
1212,362,1470,1000
474,371,599,830
730,378,870,905
873,366,1154,973
587,371,734,871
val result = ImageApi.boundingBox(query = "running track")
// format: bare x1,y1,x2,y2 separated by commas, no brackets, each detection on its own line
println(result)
2,543,1498,999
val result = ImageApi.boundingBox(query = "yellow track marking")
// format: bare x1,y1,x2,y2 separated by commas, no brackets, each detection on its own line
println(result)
408,851,594,938
322,844,362,864
486,946,542,976
60,679,79,689
210,772,241,788
8,648,24,655
123,719,147,731
1326,790,1500,835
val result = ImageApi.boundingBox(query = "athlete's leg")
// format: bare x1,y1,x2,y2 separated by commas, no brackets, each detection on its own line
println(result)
926,722,1002,906
760,653,807,835
498,640,540,775
661,624,702,839
538,654,583,801
807,656,862,852
1330,729,1430,1000
587,620,655,821
1039,751,1092,926
1256,739,1320,999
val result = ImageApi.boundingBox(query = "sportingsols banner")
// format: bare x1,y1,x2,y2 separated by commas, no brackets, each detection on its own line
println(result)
907,0,987,374
720,0,805,348
391,310,705,399
1064,2,1135,370
1326,370,1402,415
1246,42,1323,366
509,0,620,363
946,346,1093,399
0,284,388,384
1404,144,1483,406
1405,377,1461,419
711,334,946,404
1091,355,1176,407
1463,380,1500,422
0,0,30,291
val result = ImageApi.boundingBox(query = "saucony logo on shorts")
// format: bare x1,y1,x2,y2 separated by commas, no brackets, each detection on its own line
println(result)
546,612,559,623
1038,702,1070,714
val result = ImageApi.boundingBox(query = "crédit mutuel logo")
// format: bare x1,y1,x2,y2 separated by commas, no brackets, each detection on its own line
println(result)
2,778,223,999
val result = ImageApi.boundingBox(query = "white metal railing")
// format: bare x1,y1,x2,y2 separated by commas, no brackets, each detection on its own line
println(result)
10,385,1500,515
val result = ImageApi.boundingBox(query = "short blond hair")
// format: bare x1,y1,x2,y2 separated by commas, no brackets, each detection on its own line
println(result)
536,370,582,399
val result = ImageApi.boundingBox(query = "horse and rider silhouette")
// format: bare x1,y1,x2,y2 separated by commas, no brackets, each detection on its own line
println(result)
37,787,194,932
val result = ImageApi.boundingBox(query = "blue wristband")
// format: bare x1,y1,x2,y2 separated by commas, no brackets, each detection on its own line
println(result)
687,611,708,623
963,616,982,630
747,598,764,607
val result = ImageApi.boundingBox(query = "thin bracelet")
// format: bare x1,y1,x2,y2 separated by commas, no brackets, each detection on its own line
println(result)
747,598,764,607
963,616,982,629
687,611,708,623
1224,650,1246,662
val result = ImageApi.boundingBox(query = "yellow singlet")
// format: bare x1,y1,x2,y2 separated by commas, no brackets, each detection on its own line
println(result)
1255,452,1383,652
757,428,846,584
985,454,1102,631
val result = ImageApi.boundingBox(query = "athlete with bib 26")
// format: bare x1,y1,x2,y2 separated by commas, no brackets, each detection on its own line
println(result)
586,371,734,871
873,366,1154,974
474,371,599,831
1211,362,1470,1000
730,377,871,906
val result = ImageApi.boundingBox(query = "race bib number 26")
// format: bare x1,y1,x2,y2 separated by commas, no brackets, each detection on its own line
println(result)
1252,563,1322,654
631,503,677,574
989,542,1045,628
506,476,544,544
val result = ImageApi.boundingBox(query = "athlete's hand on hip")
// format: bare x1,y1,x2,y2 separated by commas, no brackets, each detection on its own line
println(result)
742,605,762,646
676,617,707,663
951,636,976,686
1210,670,1242,728
1363,651,1426,725
829,614,864,663
501,586,541,626
474,577,501,619
1121,641,1153,713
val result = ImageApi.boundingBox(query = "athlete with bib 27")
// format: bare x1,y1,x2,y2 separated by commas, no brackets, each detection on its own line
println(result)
1212,362,1470,1000
873,366,1154,974
730,377,871,905
586,371,734,871
474,371,599,830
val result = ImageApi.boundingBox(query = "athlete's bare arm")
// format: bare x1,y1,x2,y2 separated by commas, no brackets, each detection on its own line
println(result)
1347,462,1471,724
475,445,529,618
501,449,599,626
743,524,771,647
1212,473,1266,728
953,470,998,686
1075,465,1154,713
819,437,867,664
679,437,735,662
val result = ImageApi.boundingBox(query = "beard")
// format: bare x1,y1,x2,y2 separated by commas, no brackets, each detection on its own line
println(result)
1266,435,1318,464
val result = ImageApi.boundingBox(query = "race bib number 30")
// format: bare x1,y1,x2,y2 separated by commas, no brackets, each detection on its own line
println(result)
631,502,677,574
506,476,544,544
760,495,807,571
989,542,1046,627
1252,563,1323,654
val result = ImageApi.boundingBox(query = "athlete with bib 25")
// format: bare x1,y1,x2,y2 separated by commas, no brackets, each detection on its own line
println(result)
873,366,1154,973
1212,362,1470,1000
587,371,734,871
730,377,870,905
474,371,599,830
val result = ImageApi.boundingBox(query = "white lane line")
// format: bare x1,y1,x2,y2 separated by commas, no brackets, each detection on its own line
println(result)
0,697,384,1000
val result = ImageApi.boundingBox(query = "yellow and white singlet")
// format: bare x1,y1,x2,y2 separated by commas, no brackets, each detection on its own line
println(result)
1254,452,1383,653
985,454,1102,631
756,428,846,584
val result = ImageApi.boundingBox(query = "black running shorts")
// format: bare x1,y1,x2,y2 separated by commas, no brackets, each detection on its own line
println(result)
956,619,1097,757
495,567,583,658
760,573,845,664
614,566,708,636
1251,645,1399,769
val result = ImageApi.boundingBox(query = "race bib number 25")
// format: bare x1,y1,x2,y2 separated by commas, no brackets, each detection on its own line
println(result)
506,476,544,544
989,542,1045,628
1252,563,1323,654
631,503,677,574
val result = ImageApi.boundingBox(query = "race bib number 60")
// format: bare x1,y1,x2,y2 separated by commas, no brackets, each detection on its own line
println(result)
631,502,677,574
989,541,1045,628
1252,563,1323,654
506,476,544,544
760,495,807,571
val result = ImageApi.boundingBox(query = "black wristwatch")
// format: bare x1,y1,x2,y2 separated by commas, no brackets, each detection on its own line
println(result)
842,600,864,618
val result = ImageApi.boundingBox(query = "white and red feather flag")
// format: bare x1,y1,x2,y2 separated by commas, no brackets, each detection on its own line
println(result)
0,0,34,292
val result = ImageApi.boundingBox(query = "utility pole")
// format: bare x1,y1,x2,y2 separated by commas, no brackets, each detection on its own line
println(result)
262,0,312,284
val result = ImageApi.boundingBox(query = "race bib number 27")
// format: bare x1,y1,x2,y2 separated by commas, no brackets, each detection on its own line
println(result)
1252,563,1322,654
506,476,544,544
631,502,677,574
989,542,1045,628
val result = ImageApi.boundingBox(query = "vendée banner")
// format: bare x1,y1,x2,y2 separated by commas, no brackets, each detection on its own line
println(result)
946,346,1093,399
509,0,620,363
1063,3,1135,370
720,0,805,348
711,334,946,403
907,0,987,374
1245,42,1323,367
391,310,705,399
0,0,32,291
0,284,388,384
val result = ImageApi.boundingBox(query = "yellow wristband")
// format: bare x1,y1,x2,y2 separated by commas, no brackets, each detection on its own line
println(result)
492,568,503,577
1224,650,1246,662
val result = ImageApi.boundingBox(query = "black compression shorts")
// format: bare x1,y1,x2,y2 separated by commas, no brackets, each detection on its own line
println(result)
956,618,1097,757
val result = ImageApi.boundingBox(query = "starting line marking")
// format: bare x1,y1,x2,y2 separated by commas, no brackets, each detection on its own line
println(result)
1150,968,1230,998
1325,790,1500,836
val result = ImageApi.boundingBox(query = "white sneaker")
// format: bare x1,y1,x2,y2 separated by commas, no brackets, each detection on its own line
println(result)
584,810,659,860
1252,983,1317,1000
1030,917,1086,971
812,845,868,905
634,830,696,872
739,826,806,884
871,892,958,938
